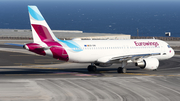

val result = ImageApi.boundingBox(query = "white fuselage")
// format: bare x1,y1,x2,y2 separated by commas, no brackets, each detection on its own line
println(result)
60,39,174,63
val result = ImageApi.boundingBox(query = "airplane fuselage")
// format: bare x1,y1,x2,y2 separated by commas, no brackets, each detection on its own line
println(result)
34,39,174,63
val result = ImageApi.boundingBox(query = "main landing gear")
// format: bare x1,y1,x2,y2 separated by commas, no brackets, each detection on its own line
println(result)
87,61,127,73
117,61,127,73
87,63,97,72
117,67,126,73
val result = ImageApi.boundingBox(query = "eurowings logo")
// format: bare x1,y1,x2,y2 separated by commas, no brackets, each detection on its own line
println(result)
134,41,159,47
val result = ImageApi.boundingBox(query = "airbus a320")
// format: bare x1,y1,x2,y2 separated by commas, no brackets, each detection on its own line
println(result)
13,6,175,73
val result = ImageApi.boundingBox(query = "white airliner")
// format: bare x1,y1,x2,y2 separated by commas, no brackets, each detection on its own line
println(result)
21,6,175,73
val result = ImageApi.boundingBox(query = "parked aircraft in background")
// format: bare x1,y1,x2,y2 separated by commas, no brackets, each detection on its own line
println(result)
16,6,175,73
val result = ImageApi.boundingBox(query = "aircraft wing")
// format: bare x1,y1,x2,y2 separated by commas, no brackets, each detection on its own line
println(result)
97,53,161,63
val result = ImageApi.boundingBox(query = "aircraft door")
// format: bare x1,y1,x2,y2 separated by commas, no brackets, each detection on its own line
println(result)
161,44,166,55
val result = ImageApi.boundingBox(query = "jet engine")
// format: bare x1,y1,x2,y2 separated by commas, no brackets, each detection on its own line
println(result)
94,63,112,67
135,58,159,70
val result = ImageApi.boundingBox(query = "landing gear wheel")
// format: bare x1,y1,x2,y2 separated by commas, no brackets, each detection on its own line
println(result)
153,69,157,71
117,67,126,73
87,65,97,72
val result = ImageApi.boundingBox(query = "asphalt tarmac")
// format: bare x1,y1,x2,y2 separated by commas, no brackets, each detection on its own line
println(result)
0,44,180,101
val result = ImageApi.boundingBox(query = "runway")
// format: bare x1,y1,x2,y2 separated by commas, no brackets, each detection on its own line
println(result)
0,44,180,101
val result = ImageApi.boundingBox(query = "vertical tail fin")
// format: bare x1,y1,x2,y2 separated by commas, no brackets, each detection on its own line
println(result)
28,6,58,42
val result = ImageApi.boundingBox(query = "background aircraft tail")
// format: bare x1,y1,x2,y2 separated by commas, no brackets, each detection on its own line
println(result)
28,6,58,42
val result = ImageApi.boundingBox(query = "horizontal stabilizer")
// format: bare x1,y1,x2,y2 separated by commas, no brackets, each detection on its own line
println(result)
5,43,24,47
36,46,58,50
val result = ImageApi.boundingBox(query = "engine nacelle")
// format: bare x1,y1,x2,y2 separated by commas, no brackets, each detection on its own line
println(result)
94,63,112,67
135,58,159,70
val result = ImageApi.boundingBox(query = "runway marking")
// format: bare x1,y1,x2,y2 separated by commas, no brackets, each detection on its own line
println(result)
73,74,92,76
32,67,61,69
125,73,155,76
99,71,106,73
168,75,176,76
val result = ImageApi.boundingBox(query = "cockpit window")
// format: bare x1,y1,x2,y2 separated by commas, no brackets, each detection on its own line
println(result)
167,45,171,48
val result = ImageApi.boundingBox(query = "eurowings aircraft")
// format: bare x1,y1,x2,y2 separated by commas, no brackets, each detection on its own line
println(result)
22,6,175,73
